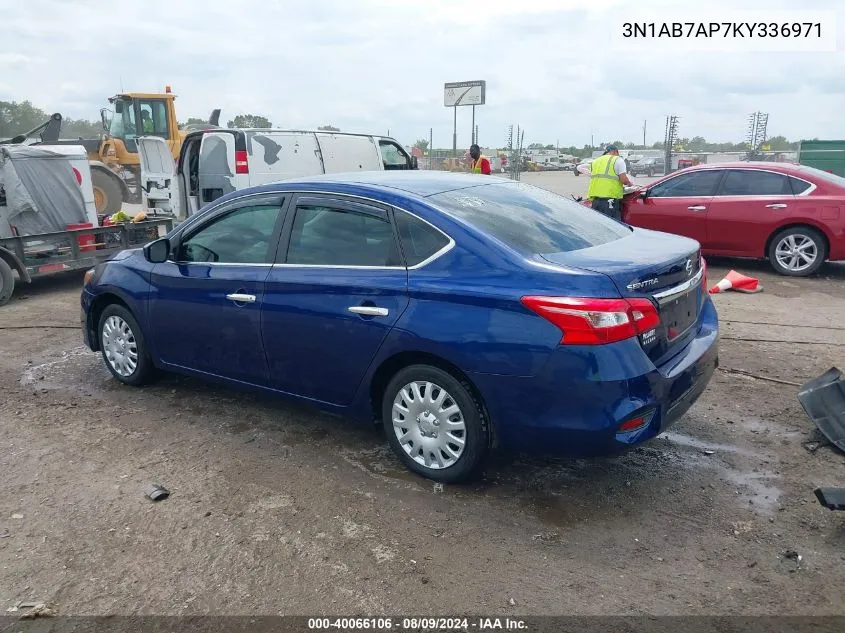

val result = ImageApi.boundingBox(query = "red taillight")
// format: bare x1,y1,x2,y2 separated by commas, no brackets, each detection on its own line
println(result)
619,416,648,432
234,150,249,174
520,296,661,345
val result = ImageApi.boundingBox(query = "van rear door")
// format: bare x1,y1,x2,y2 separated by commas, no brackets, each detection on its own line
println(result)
197,132,238,205
316,133,382,172
138,136,178,217
245,131,323,186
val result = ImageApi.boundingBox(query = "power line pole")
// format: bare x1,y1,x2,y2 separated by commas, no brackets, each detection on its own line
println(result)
643,120,647,147
664,115,679,172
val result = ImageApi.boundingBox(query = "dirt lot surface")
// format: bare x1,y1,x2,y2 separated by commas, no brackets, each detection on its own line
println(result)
2,171,845,616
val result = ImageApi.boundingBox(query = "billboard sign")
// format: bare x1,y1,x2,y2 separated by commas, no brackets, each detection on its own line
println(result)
444,81,486,107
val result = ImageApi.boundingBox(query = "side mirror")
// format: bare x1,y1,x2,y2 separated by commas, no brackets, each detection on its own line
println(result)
144,238,171,263
411,156,418,170
640,189,649,199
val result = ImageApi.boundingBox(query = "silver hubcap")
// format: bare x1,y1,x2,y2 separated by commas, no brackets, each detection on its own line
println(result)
102,315,138,377
392,381,466,470
775,234,817,272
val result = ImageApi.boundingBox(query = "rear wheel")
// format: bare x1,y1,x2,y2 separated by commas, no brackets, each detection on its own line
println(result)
97,304,153,385
768,226,827,276
382,365,489,483
0,258,15,306
91,169,123,215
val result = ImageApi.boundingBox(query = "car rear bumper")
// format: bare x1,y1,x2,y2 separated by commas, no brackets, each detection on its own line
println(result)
469,296,719,456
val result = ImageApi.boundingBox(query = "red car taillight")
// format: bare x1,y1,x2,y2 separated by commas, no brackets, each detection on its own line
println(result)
520,296,661,345
234,149,249,174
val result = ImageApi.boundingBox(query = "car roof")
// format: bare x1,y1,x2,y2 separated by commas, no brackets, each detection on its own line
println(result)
681,161,796,171
263,171,515,198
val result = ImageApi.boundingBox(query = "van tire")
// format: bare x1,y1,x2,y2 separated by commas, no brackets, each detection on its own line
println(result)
0,258,14,306
92,169,123,215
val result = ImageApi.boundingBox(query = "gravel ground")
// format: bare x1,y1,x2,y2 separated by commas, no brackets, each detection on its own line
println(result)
1,171,844,616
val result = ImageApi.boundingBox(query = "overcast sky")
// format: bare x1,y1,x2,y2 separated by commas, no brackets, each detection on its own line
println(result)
2,0,843,148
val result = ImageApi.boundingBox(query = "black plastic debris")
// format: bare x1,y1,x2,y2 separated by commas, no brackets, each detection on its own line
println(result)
797,367,845,453
145,484,170,502
814,487,845,511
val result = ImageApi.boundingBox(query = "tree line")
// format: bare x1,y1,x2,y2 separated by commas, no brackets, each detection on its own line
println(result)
0,100,342,139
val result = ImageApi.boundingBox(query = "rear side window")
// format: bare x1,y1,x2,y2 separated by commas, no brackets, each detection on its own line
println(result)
429,182,629,255
649,170,723,197
395,211,450,266
286,205,401,267
718,170,792,196
788,177,812,194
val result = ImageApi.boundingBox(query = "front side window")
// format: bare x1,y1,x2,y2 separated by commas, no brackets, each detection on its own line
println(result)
138,100,169,138
717,170,792,196
286,205,401,266
648,170,723,198
177,204,282,264
108,100,137,139
379,141,411,170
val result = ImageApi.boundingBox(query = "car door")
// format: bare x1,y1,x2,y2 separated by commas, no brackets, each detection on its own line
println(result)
706,169,796,256
147,193,288,385
197,131,238,205
624,169,724,245
262,194,409,406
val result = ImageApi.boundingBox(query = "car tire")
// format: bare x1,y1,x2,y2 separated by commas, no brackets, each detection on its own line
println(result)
768,226,828,277
97,303,154,386
0,258,15,306
382,365,489,483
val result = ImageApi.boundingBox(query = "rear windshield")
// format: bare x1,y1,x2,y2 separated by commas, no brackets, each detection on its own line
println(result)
429,182,630,255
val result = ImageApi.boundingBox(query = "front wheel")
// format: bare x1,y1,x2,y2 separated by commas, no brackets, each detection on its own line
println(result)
768,226,827,276
98,304,154,385
382,365,489,483
91,169,124,215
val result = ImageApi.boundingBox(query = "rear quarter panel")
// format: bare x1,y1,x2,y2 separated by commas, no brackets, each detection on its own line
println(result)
365,198,623,378
786,195,845,260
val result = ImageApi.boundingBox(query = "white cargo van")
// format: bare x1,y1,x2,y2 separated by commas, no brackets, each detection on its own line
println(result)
138,129,418,220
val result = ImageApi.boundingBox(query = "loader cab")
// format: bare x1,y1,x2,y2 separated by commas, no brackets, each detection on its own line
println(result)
103,93,179,155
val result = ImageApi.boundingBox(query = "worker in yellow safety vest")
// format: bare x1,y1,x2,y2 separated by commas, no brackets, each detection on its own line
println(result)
469,144,492,174
585,145,633,220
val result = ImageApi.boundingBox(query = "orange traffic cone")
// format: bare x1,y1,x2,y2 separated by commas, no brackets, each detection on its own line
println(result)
709,270,762,294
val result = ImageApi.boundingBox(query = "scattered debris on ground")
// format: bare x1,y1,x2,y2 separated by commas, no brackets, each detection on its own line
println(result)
798,367,845,453
814,488,845,511
145,484,170,502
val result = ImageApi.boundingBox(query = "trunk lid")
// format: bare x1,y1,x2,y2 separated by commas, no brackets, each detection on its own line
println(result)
541,227,704,363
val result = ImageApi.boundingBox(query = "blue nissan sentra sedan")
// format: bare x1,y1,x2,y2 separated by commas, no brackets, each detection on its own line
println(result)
81,172,718,482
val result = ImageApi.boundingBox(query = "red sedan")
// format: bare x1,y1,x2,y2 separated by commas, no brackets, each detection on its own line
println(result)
620,162,845,276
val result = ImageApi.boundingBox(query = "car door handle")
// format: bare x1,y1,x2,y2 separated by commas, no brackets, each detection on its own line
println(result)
226,293,256,303
687,205,707,211
766,203,788,209
348,306,389,317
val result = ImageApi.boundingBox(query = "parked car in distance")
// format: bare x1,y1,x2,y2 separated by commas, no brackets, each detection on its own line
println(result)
622,162,845,276
81,172,719,482
630,157,665,177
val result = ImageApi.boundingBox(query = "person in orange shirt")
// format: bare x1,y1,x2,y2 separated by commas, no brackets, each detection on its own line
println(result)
469,144,491,174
